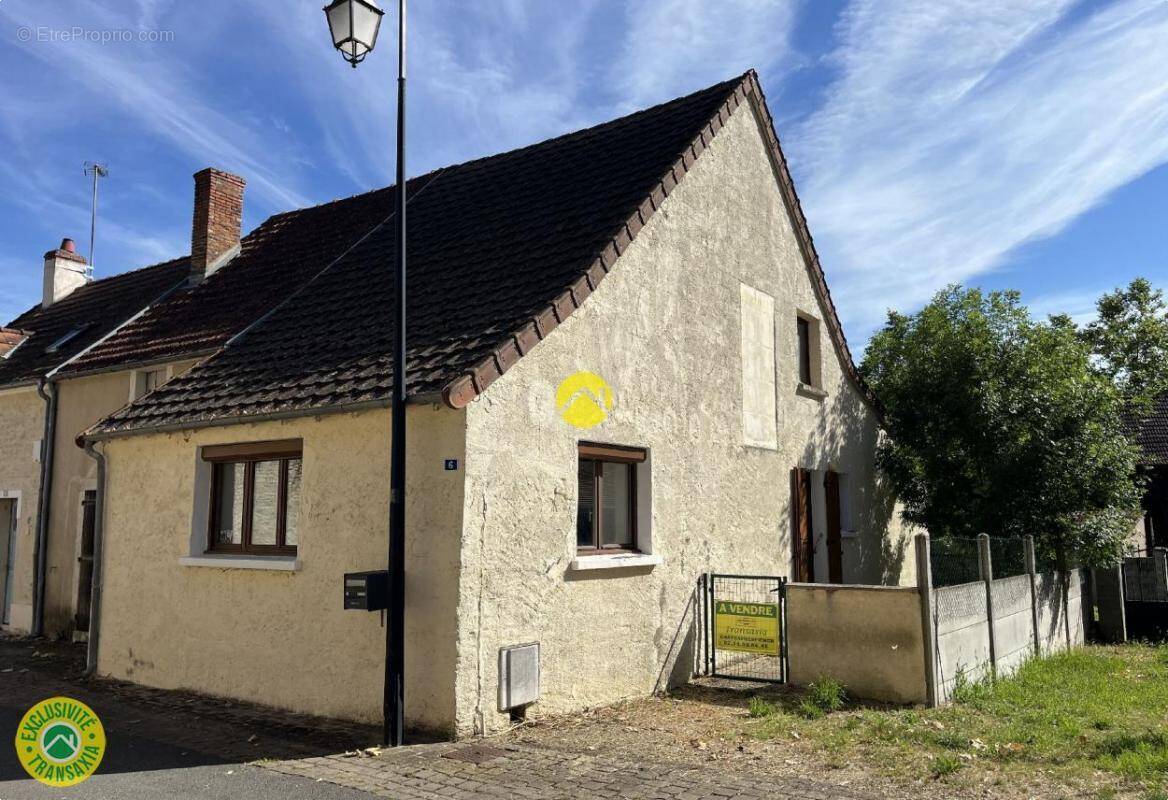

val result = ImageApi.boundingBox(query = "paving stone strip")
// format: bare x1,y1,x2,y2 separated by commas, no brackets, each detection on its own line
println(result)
263,740,879,800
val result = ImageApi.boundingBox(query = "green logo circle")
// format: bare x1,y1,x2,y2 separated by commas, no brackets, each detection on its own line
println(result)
41,722,81,762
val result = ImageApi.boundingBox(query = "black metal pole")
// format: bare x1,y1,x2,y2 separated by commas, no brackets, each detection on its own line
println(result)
384,0,407,749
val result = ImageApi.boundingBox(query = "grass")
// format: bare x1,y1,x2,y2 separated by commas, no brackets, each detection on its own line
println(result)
742,644,1168,795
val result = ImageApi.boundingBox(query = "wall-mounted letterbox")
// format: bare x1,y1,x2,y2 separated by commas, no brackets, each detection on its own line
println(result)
344,570,389,611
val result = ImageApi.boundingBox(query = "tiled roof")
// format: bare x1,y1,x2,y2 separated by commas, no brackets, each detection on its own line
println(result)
0,259,189,388
0,328,28,357
63,184,404,375
88,71,873,437
1127,396,1168,466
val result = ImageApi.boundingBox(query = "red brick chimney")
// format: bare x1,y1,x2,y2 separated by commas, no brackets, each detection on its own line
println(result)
190,168,245,283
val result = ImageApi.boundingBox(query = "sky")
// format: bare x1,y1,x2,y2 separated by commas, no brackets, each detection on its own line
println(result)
0,0,1165,352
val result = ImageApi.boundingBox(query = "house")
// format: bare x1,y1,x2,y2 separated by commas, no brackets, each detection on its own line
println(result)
0,241,189,633
2,165,406,639
79,71,914,736
1128,396,1168,551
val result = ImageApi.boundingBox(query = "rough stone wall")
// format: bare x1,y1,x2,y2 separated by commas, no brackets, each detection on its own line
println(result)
455,100,913,734
96,405,466,730
0,387,45,632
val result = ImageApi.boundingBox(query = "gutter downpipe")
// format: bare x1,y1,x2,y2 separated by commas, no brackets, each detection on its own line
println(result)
81,440,105,677
31,378,57,637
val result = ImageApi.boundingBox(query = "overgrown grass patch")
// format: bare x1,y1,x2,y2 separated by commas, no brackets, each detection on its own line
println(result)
741,644,1168,793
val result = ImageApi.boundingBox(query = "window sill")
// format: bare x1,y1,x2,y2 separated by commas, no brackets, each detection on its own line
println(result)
179,554,301,572
796,383,828,401
568,552,663,572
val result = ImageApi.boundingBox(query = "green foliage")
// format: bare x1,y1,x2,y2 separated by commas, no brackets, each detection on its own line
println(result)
796,699,826,720
930,754,963,778
743,644,1168,792
747,696,777,718
951,669,992,706
860,285,1143,566
1083,278,1168,406
805,677,847,712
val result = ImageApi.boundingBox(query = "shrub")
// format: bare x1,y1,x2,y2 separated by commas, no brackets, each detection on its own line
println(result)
747,697,777,718
930,754,962,778
806,678,847,713
796,700,826,720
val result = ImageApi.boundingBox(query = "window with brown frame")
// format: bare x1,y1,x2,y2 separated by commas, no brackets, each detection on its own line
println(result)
797,316,813,385
203,440,302,555
576,442,646,553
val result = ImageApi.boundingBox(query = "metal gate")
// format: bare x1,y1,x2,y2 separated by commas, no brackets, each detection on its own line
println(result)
1122,550,1168,640
702,573,788,683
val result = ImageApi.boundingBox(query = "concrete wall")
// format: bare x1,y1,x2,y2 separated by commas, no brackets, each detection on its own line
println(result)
990,574,1035,676
0,386,43,632
96,405,467,731
455,98,911,735
786,584,926,704
934,581,992,698
933,568,1086,701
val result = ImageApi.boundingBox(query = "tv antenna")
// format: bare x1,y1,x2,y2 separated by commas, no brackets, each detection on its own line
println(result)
83,162,109,278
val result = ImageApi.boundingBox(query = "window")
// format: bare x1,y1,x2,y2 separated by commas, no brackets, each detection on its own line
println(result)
45,325,90,354
203,440,302,555
576,443,646,552
132,367,167,400
797,317,812,385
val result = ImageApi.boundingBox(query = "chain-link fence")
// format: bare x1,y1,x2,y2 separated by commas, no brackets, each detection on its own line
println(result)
930,535,1036,587
929,537,981,587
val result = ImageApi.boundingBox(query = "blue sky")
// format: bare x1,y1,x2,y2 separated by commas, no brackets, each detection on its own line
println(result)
1,0,1165,351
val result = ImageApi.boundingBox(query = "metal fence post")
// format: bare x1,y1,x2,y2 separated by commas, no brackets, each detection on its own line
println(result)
1024,536,1040,656
915,533,939,707
978,534,997,679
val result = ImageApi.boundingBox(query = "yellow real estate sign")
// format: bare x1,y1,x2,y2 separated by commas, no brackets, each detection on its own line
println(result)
714,600,780,655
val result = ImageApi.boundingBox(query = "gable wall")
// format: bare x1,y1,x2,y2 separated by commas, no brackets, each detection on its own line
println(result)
457,100,914,734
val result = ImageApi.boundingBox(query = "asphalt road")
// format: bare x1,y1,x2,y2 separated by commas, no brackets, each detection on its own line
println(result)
0,685,377,800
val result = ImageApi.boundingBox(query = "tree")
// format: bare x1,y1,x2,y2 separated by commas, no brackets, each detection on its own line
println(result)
1083,278,1168,406
861,286,1142,566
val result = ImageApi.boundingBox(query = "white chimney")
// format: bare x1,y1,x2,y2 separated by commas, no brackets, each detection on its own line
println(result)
42,238,89,308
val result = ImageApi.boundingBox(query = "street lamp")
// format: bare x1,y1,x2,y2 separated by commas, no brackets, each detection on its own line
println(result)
323,0,385,67
324,0,409,749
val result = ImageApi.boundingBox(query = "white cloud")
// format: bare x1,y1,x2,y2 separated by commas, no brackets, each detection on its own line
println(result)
610,0,802,111
792,0,1168,341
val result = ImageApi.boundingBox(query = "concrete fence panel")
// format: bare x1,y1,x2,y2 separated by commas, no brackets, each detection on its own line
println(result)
1036,572,1068,655
933,581,991,700
991,574,1035,675
786,584,927,705
1067,570,1086,647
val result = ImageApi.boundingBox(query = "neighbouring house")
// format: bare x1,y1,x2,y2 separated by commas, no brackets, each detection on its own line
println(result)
0,241,189,634
2,165,420,639
79,71,915,736
1128,396,1168,551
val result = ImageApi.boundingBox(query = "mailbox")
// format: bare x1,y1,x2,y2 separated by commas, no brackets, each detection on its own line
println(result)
344,570,389,611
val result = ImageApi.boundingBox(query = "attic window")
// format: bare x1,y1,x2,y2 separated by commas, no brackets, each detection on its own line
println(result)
45,325,90,354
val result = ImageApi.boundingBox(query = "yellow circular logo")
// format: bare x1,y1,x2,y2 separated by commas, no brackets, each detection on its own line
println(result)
15,696,106,786
556,371,614,429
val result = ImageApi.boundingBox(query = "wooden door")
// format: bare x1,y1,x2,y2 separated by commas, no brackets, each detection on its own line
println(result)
0,500,15,625
824,471,843,584
790,468,814,582
74,491,96,633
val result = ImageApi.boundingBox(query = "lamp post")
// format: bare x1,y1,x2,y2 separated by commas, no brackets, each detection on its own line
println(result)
324,0,407,748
